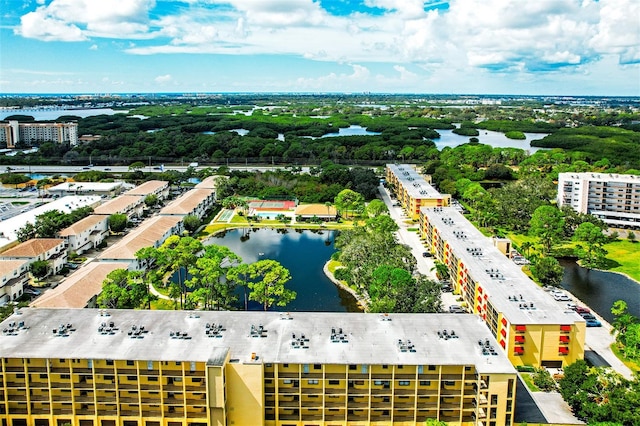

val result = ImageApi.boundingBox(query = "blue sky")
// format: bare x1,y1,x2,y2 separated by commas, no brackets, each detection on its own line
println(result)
1,0,638,95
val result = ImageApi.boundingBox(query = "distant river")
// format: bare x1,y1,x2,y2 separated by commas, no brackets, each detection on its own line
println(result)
0,108,124,121
204,228,361,312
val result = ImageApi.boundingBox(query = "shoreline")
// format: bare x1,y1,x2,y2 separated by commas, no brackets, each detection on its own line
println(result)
322,261,369,312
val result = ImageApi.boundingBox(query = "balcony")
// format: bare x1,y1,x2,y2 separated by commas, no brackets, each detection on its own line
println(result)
278,400,299,408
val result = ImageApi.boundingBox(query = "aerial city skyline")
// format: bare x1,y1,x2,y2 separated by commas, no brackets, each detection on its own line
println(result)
1,0,639,95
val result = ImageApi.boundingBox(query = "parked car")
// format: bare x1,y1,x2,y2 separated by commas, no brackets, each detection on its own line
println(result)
572,306,591,314
580,313,597,321
586,319,602,327
554,294,571,302
422,252,432,258
449,305,466,313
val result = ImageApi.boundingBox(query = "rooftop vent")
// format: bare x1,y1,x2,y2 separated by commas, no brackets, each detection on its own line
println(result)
280,312,293,320
291,332,310,349
397,339,416,352
379,313,392,321
330,327,349,343
127,324,148,339
205,322,224,338
250,324,267,338
169,331,191,340
478,338,498,356
437,329,459,340
2,321,29,336
54,323,76,337
97,321,117,335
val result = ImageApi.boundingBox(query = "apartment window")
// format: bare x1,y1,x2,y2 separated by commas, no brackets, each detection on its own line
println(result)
349,364,357,370
420,381,431,386
126,360,135,366
328,380,340,385
308,380,319,385
313,364,321,370
397,365,403,369
106,360,114,366
398,381,410,386
491,394,498,405
283,364,289,368
147,361,153,370
428,365,436,371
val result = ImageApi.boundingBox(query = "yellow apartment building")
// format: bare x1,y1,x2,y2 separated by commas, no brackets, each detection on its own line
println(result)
385,164,450,220
420,207,586,368
0,309,517,426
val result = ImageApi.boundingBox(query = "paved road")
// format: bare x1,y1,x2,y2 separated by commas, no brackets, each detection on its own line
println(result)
2,164,313,175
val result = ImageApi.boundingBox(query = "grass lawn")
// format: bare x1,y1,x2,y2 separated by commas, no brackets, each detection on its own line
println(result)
610,343,640,373
603,240,640,283
520,373,540,392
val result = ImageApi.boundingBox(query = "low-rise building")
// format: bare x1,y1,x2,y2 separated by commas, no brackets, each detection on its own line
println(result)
160,188,215,219
97,216,184,268
420,206,586,368
47,182,123,198
294,203,338,221
0,196,101,250
30,262,130,308
123,180,170,201
0,309,517,426
58,214,109,255
557,172,640,229
0,260,30,304
386,164,451,219
93,195,145,219
0,238,67,275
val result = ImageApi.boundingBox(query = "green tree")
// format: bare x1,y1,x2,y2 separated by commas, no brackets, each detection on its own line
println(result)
183,215,202,234
365,199,387,217
334,189,365,218
573,222,608,268
627,231,636,243
365,215,398,234
29,260,50,278
529,205,565,254
532,368,557,392
97,269,153,309
144,194,159,208
108,213,128,233
248,259,295,310
188,245,241,310
530,256,564,287
227,263,252,310
128,161,145,171
16,222,36,242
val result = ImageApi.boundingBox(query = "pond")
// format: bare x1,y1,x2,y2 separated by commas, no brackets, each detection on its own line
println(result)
203,228,361,312
433,129,547,153
0,108,123,121
559,258,640,323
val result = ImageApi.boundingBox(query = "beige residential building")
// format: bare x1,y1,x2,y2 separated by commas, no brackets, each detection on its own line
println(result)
124,180,170,201
94,195,145,219
97,216,184,268
160,188,215,219
30,262,130,308
58,215,109,255
0,259,30,304
557,172,640,229
0,238,67,275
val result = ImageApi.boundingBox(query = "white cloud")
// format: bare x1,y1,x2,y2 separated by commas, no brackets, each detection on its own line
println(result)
16,0,155,41
89,44,98,50
294,64,371,90
154,74,172,83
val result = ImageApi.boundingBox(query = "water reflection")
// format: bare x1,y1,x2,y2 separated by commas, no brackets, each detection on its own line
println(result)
205,228,360,312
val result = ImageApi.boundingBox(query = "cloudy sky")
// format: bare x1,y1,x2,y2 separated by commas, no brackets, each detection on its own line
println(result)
1,0,638,95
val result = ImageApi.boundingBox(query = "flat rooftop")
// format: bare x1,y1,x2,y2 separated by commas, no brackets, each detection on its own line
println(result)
559,172,640,183
0,309,515,373
387,164,445,199
48,182,122,192
422,207,584,325
0,196,101,249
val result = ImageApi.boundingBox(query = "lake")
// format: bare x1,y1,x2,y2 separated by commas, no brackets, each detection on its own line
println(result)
204,228,360,312
433,129,547,153
559,258,640,323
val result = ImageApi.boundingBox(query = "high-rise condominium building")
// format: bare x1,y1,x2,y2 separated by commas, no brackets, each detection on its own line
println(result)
557,172,640,229
0,308,517,426
0,120,78,148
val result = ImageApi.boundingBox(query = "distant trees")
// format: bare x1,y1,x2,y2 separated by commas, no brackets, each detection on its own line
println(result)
16,206,94,241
